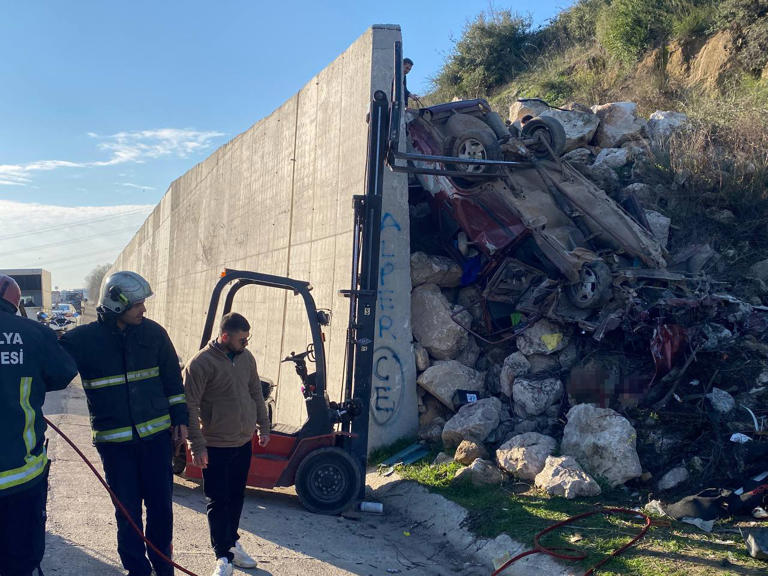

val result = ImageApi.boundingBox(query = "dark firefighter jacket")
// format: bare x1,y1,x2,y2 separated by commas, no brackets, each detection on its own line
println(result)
60,316,188,444
0,309,77,496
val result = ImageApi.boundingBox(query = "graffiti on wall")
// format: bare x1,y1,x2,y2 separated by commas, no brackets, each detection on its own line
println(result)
371,211,405,425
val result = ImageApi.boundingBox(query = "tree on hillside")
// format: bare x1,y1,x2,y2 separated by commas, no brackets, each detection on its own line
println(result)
85,263,111,303
433,10,533,99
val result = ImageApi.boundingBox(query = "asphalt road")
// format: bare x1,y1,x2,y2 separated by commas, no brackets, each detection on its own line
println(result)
41,383,484,576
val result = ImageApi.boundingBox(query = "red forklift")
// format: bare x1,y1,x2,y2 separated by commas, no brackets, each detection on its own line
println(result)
173,86,391,515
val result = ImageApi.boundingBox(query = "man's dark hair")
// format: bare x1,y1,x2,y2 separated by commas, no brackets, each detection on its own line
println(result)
220,312,250,333
403,57,414,65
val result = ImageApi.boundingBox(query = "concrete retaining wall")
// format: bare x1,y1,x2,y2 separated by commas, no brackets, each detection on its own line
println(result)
110,25,416,450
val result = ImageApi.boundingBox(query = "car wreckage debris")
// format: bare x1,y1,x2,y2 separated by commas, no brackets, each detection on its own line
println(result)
399,96,768,538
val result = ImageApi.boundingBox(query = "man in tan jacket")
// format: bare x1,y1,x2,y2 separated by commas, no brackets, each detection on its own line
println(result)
183,312,270,576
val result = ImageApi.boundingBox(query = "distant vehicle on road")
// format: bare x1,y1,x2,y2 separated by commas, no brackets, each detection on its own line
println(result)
52,303,78,317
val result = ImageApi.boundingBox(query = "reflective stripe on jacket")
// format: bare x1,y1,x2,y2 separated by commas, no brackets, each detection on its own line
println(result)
0,311,77,495
60,317,188,444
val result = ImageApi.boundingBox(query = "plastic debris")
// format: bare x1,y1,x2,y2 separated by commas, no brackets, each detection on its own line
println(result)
730,433,753,444
681,517,715,532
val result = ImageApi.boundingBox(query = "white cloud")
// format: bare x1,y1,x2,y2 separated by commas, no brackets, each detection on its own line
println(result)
90,128,226,166
118,182,156,190
0,199,154,289
0,128,225,186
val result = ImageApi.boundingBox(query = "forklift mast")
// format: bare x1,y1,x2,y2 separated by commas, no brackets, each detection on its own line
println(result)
341,86,391,495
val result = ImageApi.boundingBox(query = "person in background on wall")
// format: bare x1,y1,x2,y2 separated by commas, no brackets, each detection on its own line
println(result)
403,57,420,107
0,274,77,576
60,271,188,576
183,312,270,576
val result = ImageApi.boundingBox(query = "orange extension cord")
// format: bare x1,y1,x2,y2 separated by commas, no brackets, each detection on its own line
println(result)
44,416,201,576
490,507,653,576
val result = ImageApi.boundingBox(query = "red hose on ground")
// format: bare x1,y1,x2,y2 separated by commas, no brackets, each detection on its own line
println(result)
490,507,653,576
44,416,201,576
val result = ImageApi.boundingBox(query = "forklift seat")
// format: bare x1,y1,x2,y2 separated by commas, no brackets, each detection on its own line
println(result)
270,423,302,437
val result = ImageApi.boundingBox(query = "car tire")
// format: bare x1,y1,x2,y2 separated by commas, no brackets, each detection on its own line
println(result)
172,452,187,476
442,113,502,184
521,116,567,158
295,447,361,515
565,260,613,309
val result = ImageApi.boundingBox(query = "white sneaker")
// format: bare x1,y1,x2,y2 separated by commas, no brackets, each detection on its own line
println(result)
230,540,258,568
211,557,233,576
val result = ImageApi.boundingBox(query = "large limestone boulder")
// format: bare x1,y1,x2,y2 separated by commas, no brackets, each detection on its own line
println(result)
413,343,430,372
561,404,642,487
442,397,502,448
499,352,531,397
455,440,490,465
645,210,671,247
647,111,688,143
467,458,505,486
535,456,601,499
657,466,689,491
418,390,449,427
455,335,481,369
418,417,445,443
593,147,631,170
513,377,563,418
411,251,463,287
416,360,485,411
622,182,657,208
496,432,557,481
591,102,646,148
562,147,595,168
527,354,561,376
509,100,600,152
516,318,571,356
411,284,469,360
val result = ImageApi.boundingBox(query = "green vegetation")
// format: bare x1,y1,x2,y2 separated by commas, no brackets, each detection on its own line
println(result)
429,1,768,252
432,11,534,100
717,0,768,73
392,461,766,575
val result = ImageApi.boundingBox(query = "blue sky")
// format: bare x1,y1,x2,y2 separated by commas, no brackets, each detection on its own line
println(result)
0,0,568,288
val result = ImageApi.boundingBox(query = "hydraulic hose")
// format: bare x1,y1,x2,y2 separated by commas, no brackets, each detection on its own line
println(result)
43,416,201,576
490,507,652,576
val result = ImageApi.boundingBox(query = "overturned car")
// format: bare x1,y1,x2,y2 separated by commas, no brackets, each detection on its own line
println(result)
388,97,710,343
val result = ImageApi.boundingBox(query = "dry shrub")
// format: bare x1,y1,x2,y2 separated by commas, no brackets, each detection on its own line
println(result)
664,84,768,243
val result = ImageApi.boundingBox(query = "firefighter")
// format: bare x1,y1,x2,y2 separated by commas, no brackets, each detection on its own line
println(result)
60,271,188,576
0,273,77,576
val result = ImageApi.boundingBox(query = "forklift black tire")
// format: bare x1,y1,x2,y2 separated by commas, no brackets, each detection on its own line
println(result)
295,447,361,515
442,113,501,186
172,452,187,476
521,116,566,158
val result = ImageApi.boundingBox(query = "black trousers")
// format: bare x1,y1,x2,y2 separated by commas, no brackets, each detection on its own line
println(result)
202,442,252,560
97,431,174,576
0,465,49,576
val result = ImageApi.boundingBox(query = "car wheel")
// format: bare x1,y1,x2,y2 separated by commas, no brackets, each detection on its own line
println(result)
172,451,187,476
565,260,613,309
442,113,502,185
295,447,360,515
521,116,566,158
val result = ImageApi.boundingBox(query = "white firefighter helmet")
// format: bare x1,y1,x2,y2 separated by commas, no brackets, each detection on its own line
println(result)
99,271,153,314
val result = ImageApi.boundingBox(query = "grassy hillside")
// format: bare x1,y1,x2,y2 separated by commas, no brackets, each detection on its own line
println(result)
427,0,768,269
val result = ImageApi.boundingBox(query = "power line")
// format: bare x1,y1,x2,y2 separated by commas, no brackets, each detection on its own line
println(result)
0,225,140,257
0,208,149,241
16,246,122,269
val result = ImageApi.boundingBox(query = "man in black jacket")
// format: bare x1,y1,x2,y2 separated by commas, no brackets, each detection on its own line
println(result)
0,273,77,576
60,271,188,576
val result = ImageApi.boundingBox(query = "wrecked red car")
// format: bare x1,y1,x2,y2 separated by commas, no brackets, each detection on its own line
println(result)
398,98,670,339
